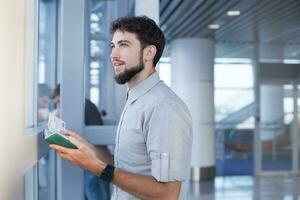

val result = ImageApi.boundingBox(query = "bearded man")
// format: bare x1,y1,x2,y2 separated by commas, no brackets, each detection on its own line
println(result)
51,16,193,200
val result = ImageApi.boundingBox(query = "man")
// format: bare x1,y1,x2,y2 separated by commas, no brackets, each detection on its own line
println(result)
50,16,193,200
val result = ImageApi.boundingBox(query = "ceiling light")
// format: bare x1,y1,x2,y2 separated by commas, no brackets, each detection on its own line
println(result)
208,24,220,29
227,10,240,16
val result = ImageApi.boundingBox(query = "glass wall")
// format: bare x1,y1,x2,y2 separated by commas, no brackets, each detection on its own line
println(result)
86,1,108,109
37,0,58,123
157,57,171,87
36,0,58,199
214,61,255,176
260,83,294,171
37,151,56,200
85,0,114,126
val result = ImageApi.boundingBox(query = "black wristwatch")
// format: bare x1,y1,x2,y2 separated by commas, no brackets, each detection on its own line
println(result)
99,164,115,182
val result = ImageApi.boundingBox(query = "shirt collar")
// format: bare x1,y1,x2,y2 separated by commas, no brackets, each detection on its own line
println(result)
127,72,161,104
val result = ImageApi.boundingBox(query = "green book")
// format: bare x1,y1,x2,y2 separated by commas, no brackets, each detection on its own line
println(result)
43,113,77,149
44,129,77,149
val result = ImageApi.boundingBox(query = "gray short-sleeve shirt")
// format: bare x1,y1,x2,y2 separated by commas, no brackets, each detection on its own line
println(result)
112,72,193,200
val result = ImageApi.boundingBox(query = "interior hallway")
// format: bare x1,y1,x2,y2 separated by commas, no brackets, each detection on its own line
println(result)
189,176,300,200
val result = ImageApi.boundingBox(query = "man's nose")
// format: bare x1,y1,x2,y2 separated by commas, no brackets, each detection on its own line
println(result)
110,47,120,60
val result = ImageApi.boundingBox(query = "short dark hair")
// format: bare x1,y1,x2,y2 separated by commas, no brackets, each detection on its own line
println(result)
52,84,60,99
111,16,165,66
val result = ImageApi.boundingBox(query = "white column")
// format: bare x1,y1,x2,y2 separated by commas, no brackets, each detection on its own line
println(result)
135,0,159,24
260,85,284,141
171,38,215,181
259,45,284,142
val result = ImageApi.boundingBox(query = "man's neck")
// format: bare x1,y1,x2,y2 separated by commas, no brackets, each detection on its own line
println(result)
127,67,156,89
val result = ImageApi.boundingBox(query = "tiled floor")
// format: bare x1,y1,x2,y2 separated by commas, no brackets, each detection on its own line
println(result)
188,176,300,200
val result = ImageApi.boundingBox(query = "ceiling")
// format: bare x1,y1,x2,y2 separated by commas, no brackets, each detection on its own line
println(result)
159,0,300,59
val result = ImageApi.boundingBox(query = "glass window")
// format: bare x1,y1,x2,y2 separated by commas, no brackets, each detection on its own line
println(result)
158,58,171,87
87,1,107,109
214,63,254,122
37,0,58,123
37,151,56,200
30,1,59,200
214,61,255,176
214,63,253,88
25,150,56,200
85,0,115,126
25,164,38,200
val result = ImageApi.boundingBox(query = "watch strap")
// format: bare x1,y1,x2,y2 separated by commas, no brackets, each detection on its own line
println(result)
100,164,115,182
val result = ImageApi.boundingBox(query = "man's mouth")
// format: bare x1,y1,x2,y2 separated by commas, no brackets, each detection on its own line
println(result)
113,61,125,72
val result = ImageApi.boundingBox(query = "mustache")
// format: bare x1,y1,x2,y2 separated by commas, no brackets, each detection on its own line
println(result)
112,59,125,64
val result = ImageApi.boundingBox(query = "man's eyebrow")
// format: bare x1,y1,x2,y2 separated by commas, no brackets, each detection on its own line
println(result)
119,40,131,44
111,40,131,45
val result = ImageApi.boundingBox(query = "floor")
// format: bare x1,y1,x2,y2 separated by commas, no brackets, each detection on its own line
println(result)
188,176,300,200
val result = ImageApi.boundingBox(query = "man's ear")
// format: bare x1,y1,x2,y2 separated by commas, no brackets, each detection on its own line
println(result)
143,45,157,63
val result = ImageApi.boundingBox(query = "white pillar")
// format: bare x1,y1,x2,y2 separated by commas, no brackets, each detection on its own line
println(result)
135,0,159,24
260,85,284,141
171,38,215,181
259,43,284,142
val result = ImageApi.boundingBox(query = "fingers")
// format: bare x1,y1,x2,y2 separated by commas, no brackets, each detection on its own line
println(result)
61,129,77,137
59,152,72,162
50,140,99,170
68,136,82,149
50,144,75,154
61,130,84,141
50,144,67,152
50,144,76,163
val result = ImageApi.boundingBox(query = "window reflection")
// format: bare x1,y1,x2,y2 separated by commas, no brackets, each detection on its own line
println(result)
36,0,58,200
157,58,171,87
214,62,255,176
37,0,58,123
87,1,107,116
38,151,56,200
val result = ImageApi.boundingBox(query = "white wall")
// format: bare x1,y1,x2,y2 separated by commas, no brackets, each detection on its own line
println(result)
0,1,38,199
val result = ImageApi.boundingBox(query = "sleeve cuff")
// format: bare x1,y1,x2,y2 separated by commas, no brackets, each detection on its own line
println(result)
151,153,189,182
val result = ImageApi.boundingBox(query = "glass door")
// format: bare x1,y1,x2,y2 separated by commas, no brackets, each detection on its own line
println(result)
259,83,299,174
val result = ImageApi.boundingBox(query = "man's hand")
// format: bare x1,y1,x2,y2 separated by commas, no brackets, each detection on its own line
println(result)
49,129,106,176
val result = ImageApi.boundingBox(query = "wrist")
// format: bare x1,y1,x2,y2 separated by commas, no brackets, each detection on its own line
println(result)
90,159,106,176
99,164,115,182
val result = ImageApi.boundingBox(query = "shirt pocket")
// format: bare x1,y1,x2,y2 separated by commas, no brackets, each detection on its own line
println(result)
119,111,148,165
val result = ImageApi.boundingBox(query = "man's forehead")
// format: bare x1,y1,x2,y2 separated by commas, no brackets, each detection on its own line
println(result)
111,30,138,43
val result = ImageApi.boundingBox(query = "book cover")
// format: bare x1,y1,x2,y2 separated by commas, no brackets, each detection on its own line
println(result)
43,113,77,149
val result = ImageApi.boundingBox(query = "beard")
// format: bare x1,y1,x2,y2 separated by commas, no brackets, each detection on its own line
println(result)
114,53,144,84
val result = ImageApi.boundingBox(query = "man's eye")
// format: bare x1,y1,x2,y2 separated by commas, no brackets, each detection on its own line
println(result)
121,43,128,46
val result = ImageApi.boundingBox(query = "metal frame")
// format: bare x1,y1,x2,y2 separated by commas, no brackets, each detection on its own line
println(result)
292,82,299,173
253,39,300,176
25,0,39,129
57,0,85,199
253,24,262,176
255,81,300,177
25,0,58,199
